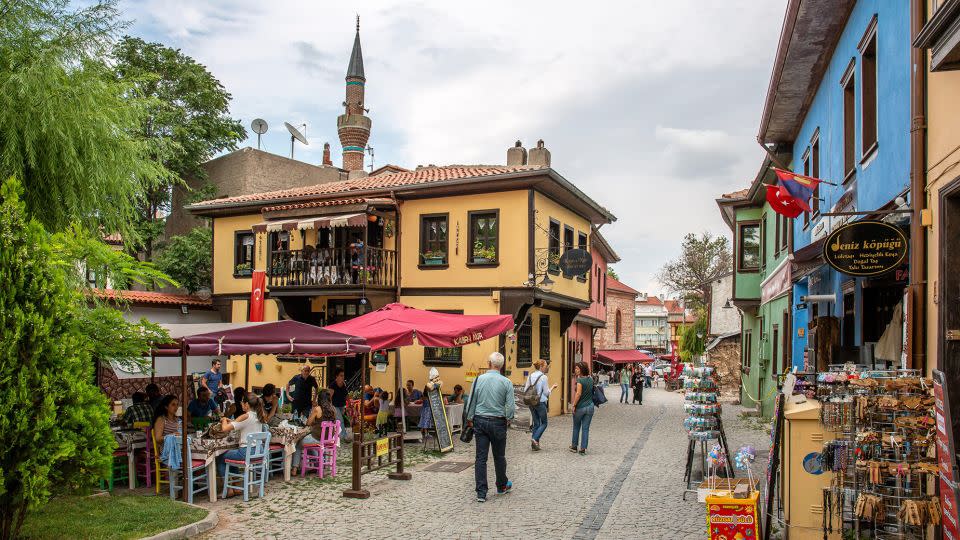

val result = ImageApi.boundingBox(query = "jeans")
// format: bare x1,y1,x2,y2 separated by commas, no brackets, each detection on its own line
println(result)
216,447,247,476
474,416,508,498
644,376,652,388
529,402,548,442
292,434,319,469
571,405,595,450
620,383,629,403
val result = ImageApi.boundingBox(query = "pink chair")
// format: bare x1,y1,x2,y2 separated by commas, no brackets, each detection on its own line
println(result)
299,420,340,479
135,426,153,488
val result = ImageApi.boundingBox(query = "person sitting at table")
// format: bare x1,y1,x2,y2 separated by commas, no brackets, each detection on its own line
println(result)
225,387,247,419
187,387,218,422
146,383,163,411
216,394,267,496
261,383,279,425
292,391,338,474
124,391,154,427
403,380,422,403
364,388,381,415
152,395,182,461
448,385,465,405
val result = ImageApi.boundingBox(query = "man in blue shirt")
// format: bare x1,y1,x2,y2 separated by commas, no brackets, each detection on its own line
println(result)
465,352,516,502
201,359,224,403
187,387,218,420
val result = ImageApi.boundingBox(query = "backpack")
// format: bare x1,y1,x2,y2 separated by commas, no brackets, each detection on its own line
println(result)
522,373,544,407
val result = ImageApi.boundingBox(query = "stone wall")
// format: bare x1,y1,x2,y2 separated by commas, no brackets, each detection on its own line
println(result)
706,335,742,402
595,290,637,351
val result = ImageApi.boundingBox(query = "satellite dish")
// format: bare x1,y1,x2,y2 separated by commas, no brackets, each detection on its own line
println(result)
284,122,308,159
250,118,268,149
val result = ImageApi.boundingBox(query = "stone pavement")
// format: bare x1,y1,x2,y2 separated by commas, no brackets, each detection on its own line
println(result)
197,386,770,540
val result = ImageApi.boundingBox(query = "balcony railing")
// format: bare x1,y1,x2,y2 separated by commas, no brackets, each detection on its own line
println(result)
267,247,397,289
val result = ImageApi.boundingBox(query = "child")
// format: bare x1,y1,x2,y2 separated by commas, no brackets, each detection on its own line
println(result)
376,391,393,436
417,386,435,439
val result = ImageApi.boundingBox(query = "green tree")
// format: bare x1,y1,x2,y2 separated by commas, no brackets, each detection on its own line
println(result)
112,37,245,260
155,226,212,293
0,179,116,539
606,266,619,280
0,0,169,240
656,232,731,311
678,312,707,362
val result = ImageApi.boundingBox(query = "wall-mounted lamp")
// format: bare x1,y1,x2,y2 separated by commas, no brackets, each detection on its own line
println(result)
180,305,189,315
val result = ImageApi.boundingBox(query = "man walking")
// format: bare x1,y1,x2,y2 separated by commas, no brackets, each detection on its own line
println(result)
287,364,319,419
466,352,516,503
644,364,653,388
201,359,224,406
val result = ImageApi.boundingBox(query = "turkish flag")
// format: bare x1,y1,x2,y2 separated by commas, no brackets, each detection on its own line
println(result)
248,270,266,322
765,185,803,218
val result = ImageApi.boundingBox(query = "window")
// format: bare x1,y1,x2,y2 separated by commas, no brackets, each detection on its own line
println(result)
842,60,856,179
468,210,498,265
517,317,533,368
772,324,779,375
615,310,622,343
424,310,463,365
780,214,789,253
742,330,753,373
860,20,878,157
760,216,767,269
419,214,449,267
234,231,255,277
802,150,811,228
548,219,561,274
577,232,588,281
562,226,574,278
267,231,290,275
737,222,761,271
775,212,781,255
538,314,551,360
811,136,821,216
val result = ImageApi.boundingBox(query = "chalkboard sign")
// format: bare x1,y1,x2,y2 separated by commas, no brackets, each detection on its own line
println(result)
426,386,454,453
762,393,785,540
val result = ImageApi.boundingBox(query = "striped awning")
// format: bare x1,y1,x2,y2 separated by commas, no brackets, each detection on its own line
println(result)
253,212,368,233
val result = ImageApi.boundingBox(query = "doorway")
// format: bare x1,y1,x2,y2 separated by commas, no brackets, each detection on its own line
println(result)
940,178,960,442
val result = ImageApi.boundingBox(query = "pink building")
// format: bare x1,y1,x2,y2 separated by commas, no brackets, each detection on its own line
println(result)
565,229,618,377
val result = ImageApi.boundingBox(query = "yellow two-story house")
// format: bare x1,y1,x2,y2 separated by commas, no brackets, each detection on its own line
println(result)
188,151,615,416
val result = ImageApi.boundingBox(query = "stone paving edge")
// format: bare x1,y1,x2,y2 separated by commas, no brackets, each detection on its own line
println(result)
141,503,218,540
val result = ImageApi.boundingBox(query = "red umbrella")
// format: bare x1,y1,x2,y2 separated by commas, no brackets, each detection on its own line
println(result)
324,303,514,350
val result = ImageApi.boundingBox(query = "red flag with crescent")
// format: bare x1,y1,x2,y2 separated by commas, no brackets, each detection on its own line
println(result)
249,270,266,322
765,184,804,218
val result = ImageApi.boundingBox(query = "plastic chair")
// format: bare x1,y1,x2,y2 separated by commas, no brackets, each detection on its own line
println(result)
135,425,153,488
168,436,209,504
150,429,171,495
299,442,324,478
267,443,285,479
222,432,270,502
319,420,340,478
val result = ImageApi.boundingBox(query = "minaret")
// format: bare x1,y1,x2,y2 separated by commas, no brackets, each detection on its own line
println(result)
337,17,370,172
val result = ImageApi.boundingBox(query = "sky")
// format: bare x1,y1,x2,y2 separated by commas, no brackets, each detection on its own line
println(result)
119,0,789,296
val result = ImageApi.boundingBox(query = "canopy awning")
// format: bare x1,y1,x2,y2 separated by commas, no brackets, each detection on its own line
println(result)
252,212,368,233
151,320,370,357
324,303,514,350
594,349,655,365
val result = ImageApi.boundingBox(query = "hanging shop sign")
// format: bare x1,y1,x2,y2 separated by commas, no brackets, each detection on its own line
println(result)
760,258,792,304
823,221,908,277
559,248,592,276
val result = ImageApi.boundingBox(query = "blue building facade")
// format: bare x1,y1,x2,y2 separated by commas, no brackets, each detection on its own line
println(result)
789,1,911,371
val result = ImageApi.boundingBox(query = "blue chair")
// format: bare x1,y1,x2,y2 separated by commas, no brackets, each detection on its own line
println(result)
262,423,284,479
168,436,209,504
221,432,270,502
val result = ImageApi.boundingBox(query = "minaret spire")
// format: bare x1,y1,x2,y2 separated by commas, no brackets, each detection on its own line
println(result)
337,17,371,172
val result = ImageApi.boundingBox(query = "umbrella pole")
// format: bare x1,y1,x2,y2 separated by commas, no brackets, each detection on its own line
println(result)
180,344,189,502
244,354,250,389
344,352,370,498
388,347,411,481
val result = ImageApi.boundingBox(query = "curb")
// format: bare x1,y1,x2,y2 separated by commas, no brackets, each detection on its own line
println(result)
141,504,218,540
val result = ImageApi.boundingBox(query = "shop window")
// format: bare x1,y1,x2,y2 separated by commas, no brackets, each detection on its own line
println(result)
539,314,551,360
467,210,498,266
737,222,761,271
860,20,878,158
562,226,574,278
419,214,449,267
615,310,622,343
517,318,533,368
842,61,856,179
234,231,255,277
548,219,561,274
423,310,463,365
577,232,588,281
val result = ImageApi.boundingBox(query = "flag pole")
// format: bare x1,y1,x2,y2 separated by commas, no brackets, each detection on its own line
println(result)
767,166,839,186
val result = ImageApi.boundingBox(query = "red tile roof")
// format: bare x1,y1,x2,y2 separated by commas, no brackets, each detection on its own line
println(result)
191,165,546,208
606,277,639,296
262,197,385,212
636,295,664,306
664,300,685,314
721,188,750,199
92,289,213,307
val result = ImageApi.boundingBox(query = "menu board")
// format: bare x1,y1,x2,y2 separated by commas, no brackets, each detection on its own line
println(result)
762,393,784,540
426,386,454,453
934,370,960,539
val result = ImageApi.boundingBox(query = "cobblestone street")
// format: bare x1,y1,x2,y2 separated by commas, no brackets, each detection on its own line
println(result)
198,386,770,540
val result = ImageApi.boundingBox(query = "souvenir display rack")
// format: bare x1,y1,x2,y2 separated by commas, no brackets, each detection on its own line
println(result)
682,365,733,498
812,369,938,539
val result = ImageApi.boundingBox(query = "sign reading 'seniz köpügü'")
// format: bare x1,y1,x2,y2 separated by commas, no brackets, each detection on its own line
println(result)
822,221,907,277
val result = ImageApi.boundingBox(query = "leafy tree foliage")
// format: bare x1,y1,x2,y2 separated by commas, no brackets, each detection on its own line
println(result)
112,37,245,259
606,266,619,280
678,311,707,363
656,232,731,311
0,0,169,239
155,226,212,294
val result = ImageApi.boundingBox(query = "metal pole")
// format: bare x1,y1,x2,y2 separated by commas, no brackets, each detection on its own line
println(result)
150,351,156,383
343,351,371,498
180,343,189,502
908,0,927,372
388,348,411,480
244,354,250,389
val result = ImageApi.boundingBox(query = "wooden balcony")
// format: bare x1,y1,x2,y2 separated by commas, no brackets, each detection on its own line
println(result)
267,246,397,290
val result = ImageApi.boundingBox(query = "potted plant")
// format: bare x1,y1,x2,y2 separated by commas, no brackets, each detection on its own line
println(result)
471,240,497,264
421,250,446,266
234,262,252,276
548,252,561,273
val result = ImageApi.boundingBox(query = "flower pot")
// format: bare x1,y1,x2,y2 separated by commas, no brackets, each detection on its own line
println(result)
472,257,494,264
423,257,445,266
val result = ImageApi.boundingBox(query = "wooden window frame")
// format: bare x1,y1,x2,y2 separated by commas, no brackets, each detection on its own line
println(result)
576,231,588,282
859,16,879,162
548,219,561,275
234,231,256,277
419,213,450,270
802,148,811,229
517,317,533,368
615,309,622,343
811,133,821,218
538,314,551,361
742,330,753,374
841,58,857,182
737,220,761,273
562,225,575,279
423,310,464,366
466,209,499,268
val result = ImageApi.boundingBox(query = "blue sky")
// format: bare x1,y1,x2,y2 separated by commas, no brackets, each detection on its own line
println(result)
119,0,788,295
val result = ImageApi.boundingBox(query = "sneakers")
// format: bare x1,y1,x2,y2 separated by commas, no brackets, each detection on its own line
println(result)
477,496,486,503
531,439,541,451
497,480,513,495
579,449,587,456
569,445,578,453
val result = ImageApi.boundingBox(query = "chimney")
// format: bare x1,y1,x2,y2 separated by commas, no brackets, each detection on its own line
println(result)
527,139,551,167
322,142,332,166
507,140,527,166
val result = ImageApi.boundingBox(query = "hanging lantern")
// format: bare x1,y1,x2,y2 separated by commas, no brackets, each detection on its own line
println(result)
367,214,378,222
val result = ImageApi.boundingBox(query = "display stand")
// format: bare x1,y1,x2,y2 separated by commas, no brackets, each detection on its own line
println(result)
682,365,733,500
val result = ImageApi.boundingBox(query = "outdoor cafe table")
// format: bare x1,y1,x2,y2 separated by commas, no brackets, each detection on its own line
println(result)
112,428,147,490
188,424,310,502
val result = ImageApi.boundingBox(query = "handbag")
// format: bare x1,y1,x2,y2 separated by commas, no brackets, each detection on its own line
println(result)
459,378,481,443
592,383,607,406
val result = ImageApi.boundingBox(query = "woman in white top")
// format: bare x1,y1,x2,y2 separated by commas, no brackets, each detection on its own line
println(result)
525,359,557,451
216,394,266,494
